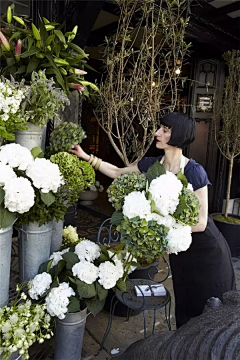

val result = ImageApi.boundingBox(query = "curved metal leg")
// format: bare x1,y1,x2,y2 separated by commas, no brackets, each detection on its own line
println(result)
143,310,147,338
164,298,171,331
126,306,132,322
152,309,156,334
101,295,118,349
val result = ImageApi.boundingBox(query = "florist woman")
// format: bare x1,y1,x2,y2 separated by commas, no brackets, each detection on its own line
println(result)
71,112,236,328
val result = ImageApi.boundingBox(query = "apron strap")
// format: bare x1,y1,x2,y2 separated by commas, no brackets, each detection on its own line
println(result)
160,155,186,172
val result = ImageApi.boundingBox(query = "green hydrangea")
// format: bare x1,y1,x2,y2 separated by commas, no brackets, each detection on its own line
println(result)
78,160,95,189
50,122,86,153
107,173,146,211
173,188,200,226
117,216,169,261
61,225,88,250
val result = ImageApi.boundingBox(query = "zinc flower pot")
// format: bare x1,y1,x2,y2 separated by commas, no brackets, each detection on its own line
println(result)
51,219,64,254
0,226,13,308
0,352,22,360
18,222,53,282
79,190,98,206
211,213,240,257
54,308,87,360
15,123,46,151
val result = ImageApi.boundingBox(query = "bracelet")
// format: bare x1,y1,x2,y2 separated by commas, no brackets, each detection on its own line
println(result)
91,156,98,168
94,158,102,171
88,154,94,164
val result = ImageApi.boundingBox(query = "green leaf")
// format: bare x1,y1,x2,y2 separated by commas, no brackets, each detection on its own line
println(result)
9,32,21,42
21,47,39,58
116,279,127,292
173,195,187,217
96,282,108,301
27,35,34,51
46,34,55,46
76,279,96,299
85,297,105,316
0,189,5,205
68,42,87,57
31,146,44,159
15,65,27,75
47,259,53,272
26,57,40,74
45,52,66,91
0,205,16,229
98,243,109,258
39,18,48,47
81,61,98,72
98,253,109,262
62,252,79,270
177,170,188,188
146,160,166,184
54,30,66,44
68,296,80,313
38,259,52,274
50,259,66,278
111,211,123,226
40,191,55,206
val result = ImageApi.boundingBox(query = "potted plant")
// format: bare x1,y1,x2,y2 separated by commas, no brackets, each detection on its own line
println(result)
49,152,95,252
212,50,240,256
79,180,104,205
26,239,134,360
0,6,98,96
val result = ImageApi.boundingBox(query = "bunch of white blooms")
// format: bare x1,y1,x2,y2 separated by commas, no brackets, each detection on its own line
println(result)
46,283,75,319
0,164,16,186
49,248,69,268
98,261,121,289
0,300,52,360
0,143,34,171
62,225,78,243
166,223,192,254
26,158,63,193
4,177,35,213
75,240,101,262
148,172,183,216
0,80,26,122
148,213,176,228
28,272,52,300
123,191,151,219
72,261,99,284
108,251,124,278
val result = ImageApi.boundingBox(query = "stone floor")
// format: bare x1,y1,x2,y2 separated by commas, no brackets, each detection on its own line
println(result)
9,190,240,360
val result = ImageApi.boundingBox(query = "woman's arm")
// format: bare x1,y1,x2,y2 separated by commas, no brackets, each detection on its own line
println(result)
70,144,140,179
192,186,208,232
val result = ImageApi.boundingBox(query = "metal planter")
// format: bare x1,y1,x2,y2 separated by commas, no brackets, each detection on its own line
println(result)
15,123,46,151
54,308,87,360
0,226,13,308
51,219,64,254
18,222,52,282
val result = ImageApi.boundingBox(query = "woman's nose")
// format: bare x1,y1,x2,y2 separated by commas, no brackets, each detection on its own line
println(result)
155,128,161,137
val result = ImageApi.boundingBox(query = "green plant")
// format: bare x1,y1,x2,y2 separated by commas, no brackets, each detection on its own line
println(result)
173,187,200,226
50,122,86,153
78,161,95,189
0,6,98,95
213,50,240,219
107,173,146,210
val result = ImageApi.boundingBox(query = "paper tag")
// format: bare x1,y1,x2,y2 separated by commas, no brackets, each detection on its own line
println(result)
135,284,166,297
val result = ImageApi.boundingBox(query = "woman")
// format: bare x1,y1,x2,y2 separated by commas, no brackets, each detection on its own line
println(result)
71,112,236,328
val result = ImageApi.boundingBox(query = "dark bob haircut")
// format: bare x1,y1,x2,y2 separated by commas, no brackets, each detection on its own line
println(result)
160,112,196,149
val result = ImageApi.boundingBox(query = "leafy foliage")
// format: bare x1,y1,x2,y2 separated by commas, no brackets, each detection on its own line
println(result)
107,172,146,211
50,122,86,154
173,188,200,226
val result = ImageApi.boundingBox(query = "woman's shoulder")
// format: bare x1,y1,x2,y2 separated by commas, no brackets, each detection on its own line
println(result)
137,156,162,173
185,159,211,191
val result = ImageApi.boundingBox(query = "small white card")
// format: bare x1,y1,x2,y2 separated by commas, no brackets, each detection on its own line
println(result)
135,284,166,297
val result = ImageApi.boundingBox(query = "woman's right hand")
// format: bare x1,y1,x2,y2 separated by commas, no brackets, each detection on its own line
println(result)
70,144,90,161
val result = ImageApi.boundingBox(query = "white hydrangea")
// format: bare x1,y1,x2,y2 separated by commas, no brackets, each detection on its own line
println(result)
147,213,176,228
0,143,34,170
148,172,183,216
26,158,63,193
123,191,151,219
4,177,35,213
98,261,121,289
166,223,192,255
62,225,78,243
0,163,16,186
187,183,194,192
72,261,99,284
28,272,52,300
49,248,69,268
46,283,75,319
108,251,124,278
75,240,101,262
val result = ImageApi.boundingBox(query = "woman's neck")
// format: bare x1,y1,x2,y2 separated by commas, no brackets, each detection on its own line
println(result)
163,148,183,173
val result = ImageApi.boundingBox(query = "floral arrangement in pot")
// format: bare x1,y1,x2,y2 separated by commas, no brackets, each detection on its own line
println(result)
79,180,104,205
108,162,200,264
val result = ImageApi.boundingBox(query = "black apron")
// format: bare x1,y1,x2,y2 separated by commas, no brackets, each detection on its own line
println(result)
169,216,236,328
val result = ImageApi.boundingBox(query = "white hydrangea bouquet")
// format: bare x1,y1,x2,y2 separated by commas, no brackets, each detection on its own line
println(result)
0,289,52,360
27,238,136,319
0,143,63,229
108,161,200,262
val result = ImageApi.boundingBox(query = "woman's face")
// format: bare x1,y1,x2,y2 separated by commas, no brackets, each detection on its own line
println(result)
155,125,172,149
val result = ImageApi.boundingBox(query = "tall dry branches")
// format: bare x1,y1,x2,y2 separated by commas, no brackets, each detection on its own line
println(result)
214,50,240,217
94,0,190,165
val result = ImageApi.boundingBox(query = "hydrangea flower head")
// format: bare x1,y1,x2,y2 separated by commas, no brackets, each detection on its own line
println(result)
75,240,101,262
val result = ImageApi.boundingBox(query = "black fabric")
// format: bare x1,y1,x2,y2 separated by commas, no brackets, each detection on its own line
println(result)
137,156,236,328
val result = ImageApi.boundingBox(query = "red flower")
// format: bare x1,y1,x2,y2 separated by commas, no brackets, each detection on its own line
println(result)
0,31,10,51
69,83,85,92
15,39,22,61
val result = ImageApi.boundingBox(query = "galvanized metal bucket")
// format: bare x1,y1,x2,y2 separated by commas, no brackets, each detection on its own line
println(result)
15,123,45,151
18,222,52,282
0,226,13,307
51,219,64,254
0,352,22,360
54,308,87,360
